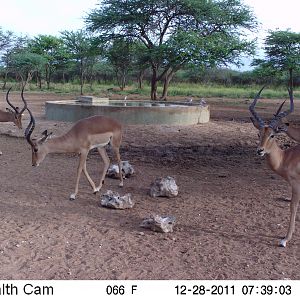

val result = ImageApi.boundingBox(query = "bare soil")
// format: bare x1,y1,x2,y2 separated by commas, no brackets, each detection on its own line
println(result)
0,91,300,280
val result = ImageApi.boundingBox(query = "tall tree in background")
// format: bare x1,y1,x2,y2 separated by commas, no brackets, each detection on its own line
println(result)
1,32,30,89
106,38,135,90
28,35,64,89
252,30,300,89
61,30,100,95
8,51,47,87
86,0,257,100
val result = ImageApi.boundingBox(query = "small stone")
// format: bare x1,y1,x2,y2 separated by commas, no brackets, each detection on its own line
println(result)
100,190,134,209
140,214,176,233
149,176,178,197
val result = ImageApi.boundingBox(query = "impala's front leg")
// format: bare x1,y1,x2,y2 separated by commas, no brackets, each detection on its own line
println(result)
83,161,98,194
70,151,88,200
280,187,300,247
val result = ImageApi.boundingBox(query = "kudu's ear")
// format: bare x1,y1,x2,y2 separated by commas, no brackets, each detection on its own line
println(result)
250,116,261,130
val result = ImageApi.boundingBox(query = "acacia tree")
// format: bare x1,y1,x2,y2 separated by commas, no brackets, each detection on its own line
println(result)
106,38,135,90
86,0,257,100
252,30,300,89
8,51,47,87
28,35,65,89
61,30,100,94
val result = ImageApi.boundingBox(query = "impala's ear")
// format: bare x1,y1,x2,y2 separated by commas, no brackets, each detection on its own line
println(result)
6,108,14,114
38,130,53,144
250,117,261,130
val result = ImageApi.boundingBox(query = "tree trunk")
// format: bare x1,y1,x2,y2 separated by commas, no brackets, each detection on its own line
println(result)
2,72,8,90
137,69,145,89
160,70,175,101
80,59,84,95
150,65,158,100
289,68,294,90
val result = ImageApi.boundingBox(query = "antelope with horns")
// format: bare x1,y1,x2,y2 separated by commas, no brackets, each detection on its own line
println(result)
0,87,27,154
249,86,300,247
24,104,124,200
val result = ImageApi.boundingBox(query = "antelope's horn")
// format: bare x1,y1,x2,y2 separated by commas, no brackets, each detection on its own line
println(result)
5,87,19,113
269,88,294,129
25,107,36,149
249,86,266,128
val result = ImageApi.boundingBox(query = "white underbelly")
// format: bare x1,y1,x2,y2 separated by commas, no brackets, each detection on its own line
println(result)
89,140,110,150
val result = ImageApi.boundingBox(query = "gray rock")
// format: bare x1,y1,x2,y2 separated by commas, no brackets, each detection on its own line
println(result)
149,176,178,197
140,214,176,233
106,161,135,179
100,190,134,209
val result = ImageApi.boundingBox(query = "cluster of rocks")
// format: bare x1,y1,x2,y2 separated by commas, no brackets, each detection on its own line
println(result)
106,161,135,179
101,161,178,233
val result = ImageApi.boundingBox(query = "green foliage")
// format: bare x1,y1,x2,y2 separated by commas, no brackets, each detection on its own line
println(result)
86,0,258,99
8,51,47,82
252,30,300,87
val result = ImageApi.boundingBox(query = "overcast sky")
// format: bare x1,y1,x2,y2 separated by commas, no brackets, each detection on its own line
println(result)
1,0,299,37
1,0,299,70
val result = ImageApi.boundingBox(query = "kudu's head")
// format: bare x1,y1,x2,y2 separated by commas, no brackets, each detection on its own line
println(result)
249,86,294,157
25,105,52,167
6,87,27,129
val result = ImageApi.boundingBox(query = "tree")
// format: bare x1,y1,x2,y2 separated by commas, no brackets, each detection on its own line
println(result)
86,0,257,100
61,30,100,95
1,34,31,89
8,51,47,87
252,30,300,89
106,38,135,90
28,35,64,89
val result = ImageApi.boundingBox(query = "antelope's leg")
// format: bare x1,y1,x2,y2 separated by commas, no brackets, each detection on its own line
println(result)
280,188,300,247
82,161,97,193
70,151,88,200
95,147,110,191
114,146,124,187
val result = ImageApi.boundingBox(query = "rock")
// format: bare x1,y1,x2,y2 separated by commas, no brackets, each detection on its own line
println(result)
140,214,176,233
106,161,135,179
100,190,134,209
149,176,178,197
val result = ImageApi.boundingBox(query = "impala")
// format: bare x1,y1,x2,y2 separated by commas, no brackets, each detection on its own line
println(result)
249,86,300,247
0,87,27,154
25,104,124,200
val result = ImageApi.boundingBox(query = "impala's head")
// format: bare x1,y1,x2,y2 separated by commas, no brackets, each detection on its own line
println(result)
5,87,27,129
249,86,294,157
25,106,52,166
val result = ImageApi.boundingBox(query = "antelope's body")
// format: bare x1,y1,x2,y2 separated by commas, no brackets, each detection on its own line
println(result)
0,88,27,154
25,104,124,200
250,87,300,247
34,116,122,164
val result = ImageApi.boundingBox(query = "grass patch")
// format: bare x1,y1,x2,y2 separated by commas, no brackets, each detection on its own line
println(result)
3,81,299,99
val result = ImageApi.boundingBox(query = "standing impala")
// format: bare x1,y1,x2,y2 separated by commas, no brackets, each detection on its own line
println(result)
25,104,124,200
249,86,300,247
0,87,27,154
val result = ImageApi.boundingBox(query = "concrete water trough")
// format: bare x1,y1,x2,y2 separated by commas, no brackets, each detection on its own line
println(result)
45,96,210,125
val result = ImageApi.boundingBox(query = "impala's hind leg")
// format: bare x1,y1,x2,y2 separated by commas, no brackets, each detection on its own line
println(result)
114,146,124,187
95,147,110,192
111,131,124,187
280,186,300,247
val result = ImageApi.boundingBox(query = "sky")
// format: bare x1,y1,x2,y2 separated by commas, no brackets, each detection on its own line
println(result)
1,0,299,69
1,0,99,37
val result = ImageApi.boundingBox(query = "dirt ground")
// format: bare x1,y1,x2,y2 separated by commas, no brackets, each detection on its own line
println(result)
0,91,300,280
